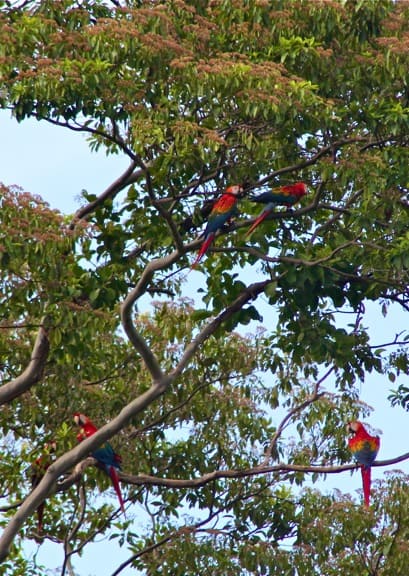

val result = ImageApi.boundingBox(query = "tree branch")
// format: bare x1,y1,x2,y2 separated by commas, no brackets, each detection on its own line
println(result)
110,499,231,576
120,257,179,382
69,159,144,229
145,171,185,253
171,280,270,379
120,195,223,377
260,369,334,466
42,116,136,160
0,319,49,405
62,473,96,573
310,188,364,243
30,448,409,503
241,237,363,268
370,333,409,349
254,137,368,188
116,451,409,489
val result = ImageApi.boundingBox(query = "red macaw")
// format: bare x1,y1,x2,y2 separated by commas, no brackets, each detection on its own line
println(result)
30,441,57,532
73,413,125,516
191,184,244,268
347,421,380,507
246,182,308,236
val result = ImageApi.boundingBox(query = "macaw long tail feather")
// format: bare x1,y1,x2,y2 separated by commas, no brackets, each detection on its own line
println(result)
361,465,372,507
109,466,126,517
36,503,45,532
191,233,215,268
32,473,46,532
245,210,269,237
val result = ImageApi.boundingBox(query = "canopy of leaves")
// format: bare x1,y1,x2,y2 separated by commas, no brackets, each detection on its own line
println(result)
1,1,409,574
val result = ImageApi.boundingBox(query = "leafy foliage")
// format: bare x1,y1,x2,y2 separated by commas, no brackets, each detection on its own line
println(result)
1,0,409,574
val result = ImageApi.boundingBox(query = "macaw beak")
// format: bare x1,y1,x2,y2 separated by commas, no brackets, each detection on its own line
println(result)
346,422,356,434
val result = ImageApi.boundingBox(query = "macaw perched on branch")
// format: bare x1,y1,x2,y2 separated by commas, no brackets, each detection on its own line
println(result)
30,441,57,532
191,184,244,268
347,421,380,507
73,413,125,516
246,182,308,237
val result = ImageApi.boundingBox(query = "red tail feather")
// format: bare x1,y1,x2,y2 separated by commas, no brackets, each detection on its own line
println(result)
109,465,126,516
361,466,372,507
191,233,215,268
246,211,269,237
36,503,45,532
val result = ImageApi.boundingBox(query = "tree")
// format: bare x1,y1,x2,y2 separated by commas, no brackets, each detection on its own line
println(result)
1,0,409,574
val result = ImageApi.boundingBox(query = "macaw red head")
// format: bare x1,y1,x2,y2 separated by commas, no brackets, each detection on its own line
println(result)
292,182,308,197
226,184,244,197
347,421,381,439
73,412,89,426
74,412,98,441
346,421,363,434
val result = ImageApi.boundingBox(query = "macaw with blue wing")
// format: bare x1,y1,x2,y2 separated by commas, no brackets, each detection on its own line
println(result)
347,421,380,507
191,184,244,268
246,182,308,237
74,413,125,516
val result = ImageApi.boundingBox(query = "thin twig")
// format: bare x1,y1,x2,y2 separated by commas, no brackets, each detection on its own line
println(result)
69,159,142,229
260,367,335,466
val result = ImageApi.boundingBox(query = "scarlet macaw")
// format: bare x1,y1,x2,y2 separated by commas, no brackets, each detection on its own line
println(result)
246,182,307,237
191,184,244,268
30,441,57,532
73,413,125,516
347,421,380,507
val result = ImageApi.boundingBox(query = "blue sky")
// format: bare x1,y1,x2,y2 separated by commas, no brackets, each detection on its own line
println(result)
0,111,128,214
1,109,409,574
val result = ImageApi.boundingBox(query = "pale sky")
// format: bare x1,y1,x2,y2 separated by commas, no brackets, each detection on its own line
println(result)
1,110,128,214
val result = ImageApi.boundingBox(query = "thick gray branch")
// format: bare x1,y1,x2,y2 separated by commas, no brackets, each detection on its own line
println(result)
120,250,185,381
0,321,49,405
